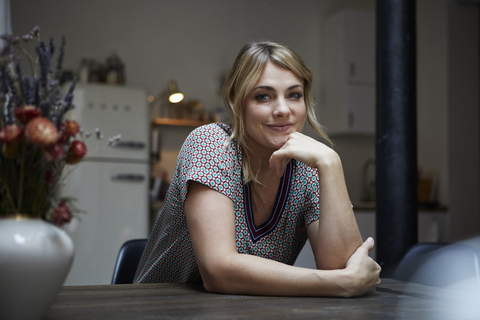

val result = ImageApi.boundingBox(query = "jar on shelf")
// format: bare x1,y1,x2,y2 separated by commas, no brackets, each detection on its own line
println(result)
105,52,125,85
88,61,102,83
78,58,91,83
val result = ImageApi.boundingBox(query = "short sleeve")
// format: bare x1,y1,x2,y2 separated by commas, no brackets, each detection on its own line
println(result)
176,123,242,202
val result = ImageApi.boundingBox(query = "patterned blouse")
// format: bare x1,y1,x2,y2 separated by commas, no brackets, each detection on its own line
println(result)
134,123,320,283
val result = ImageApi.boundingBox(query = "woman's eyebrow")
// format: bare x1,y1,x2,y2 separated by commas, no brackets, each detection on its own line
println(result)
253,85,275,91
252,84,303,91
288,84,304,90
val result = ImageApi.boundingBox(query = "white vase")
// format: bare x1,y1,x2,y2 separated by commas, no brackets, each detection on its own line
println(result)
0,215,74,320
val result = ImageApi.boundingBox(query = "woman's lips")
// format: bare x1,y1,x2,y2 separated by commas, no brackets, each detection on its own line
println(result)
267,123,293,132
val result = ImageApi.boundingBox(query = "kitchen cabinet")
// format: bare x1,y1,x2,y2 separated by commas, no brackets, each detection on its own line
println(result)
321,9,375,135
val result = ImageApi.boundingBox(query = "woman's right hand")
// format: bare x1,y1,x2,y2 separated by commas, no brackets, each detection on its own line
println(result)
340,237,382,297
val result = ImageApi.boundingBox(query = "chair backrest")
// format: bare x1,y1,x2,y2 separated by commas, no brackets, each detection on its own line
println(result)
111,239,148,284
393,242,480,289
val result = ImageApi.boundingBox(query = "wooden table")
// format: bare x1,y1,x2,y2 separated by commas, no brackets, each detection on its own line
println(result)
44,279,462,320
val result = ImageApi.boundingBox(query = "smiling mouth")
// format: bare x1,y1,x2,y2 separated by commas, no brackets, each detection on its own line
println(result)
267,123,293,132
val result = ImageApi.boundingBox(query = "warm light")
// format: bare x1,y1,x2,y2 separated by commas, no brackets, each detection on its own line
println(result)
169,92,184,103
149,80,184,108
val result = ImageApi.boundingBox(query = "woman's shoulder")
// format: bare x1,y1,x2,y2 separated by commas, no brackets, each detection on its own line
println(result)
180,122,239,160
188,122,232,141
177,122,242,191
184,123,237,150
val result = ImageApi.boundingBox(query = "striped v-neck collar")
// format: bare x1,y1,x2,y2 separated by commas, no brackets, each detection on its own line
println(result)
244,160,294,243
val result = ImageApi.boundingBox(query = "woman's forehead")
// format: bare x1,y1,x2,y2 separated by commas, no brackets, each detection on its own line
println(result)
252,61,303,89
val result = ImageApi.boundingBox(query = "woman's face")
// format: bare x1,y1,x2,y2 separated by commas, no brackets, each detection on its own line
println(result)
243,60,306,156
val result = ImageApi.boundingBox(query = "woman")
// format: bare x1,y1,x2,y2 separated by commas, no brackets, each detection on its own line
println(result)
134,41,381,297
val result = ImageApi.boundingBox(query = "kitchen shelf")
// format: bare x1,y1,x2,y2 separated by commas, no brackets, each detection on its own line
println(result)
152,118,211,127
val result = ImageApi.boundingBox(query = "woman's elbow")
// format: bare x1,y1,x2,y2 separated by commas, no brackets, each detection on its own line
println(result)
199,261,238,294
201,271,232,294
202,277,223,293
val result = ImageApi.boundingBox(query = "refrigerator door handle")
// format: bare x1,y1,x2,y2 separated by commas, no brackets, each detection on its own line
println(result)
110,173,146,182
111,141,146,149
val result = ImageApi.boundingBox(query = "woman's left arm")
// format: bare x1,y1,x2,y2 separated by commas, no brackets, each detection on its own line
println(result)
269,132,363,270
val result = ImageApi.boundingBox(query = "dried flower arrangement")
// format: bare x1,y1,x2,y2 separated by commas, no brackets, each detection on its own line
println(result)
0,26,119,226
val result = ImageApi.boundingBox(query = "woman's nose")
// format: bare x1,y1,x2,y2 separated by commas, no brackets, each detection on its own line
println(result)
273,98,291,117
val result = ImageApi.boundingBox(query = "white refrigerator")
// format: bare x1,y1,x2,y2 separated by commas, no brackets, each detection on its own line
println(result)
61,83,150,285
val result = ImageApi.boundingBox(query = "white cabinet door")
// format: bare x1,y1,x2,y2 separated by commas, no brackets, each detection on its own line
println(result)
321,9,376,135
347,84,376,133
346,10,375,84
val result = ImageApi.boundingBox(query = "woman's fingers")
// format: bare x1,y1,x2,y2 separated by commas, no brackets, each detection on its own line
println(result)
269,133,309,175
270,132,337,174
344,237,382,296
362,237,375,252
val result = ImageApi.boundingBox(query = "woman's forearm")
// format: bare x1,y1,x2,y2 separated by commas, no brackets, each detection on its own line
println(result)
310,152,363,270
201,250,369,297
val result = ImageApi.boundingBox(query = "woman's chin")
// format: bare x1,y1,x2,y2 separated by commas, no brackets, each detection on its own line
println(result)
271,138,289,150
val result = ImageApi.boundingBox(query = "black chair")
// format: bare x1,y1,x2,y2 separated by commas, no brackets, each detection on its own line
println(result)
111,239,148,284
392,242,480,289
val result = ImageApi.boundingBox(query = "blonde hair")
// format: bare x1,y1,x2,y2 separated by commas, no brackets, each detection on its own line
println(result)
222,40,331,184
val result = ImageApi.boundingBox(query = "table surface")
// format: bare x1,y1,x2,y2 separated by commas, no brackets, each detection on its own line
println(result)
44,278,462,320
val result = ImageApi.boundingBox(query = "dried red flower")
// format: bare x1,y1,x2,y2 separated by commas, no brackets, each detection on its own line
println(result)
43,143,65,162
25,117,60,146
66,140,87,164
14,105,42,124
51,200,73,226
0,124,24,143
62,120,80,137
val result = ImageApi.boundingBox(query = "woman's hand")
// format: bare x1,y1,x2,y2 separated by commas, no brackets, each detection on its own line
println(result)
269,132,338,178
274,132,362,270
340,237,382,297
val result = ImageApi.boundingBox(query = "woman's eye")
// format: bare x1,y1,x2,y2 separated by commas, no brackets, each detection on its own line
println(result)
255,94,270,101
289,92,303,99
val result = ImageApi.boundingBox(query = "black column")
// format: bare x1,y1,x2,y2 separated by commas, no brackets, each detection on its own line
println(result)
376,0,418,276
